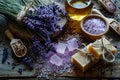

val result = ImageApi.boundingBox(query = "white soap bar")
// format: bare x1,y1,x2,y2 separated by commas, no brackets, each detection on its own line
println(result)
87,37,117,59
71,48,99,72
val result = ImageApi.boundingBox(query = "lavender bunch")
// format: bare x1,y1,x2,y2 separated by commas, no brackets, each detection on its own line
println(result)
29,36,55,59
19,36,56,69
23,3,67,42
0,0,44,21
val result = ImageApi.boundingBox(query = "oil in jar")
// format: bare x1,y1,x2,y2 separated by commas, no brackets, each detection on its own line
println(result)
65,0,93,21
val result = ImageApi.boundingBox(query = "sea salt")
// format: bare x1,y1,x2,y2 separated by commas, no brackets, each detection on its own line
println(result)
50,54,63,66
83,18,107,34
56,42,67,54
67,38,78,51
107,2,116,11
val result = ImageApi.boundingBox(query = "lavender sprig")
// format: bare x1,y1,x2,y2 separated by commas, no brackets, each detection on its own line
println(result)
2,48,8,64
23,3,68,42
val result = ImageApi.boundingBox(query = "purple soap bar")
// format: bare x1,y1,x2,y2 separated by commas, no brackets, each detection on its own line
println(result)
50,54,63,66
67,38,78,51
107,2,116,12
83,18,107,35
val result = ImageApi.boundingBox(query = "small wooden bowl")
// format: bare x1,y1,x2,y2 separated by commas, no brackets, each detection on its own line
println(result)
80,14,109,40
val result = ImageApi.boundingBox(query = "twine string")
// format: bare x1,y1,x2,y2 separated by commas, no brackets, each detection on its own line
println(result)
77,37,115,63
101,37,115,62
77,43,94,63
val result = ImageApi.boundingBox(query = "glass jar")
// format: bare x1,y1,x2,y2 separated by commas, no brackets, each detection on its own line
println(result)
65,0,93,21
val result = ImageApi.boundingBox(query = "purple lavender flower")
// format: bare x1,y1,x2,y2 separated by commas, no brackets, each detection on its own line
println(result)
2,48,8,64
107,2,116,12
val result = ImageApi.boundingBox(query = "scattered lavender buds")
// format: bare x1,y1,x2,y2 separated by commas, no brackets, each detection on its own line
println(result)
19,56,34,70
118,6,120,9
83,18,107,34
36,37,80,78
11,63,17,69
17,68,23,75
20,3,68,69
106,2,116,12
1,48,8,64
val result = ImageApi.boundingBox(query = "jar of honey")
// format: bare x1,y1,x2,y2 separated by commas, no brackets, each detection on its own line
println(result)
65,0,93,21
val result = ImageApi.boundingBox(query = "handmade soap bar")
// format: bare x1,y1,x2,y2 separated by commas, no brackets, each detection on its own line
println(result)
87,37,117,59
71,48,99,72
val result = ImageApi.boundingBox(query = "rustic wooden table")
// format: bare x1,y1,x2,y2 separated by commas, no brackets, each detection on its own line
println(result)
0,0,120,79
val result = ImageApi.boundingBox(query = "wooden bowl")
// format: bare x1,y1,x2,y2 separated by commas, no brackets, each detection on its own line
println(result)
80,14,109,40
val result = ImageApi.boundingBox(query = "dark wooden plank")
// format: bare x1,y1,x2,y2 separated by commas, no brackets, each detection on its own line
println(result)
0,0,120,78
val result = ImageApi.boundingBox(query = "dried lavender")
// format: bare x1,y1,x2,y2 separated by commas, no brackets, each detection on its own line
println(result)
118,6,120,9
23,3,68,43
1,48,8,64
0,0,44,21
11,63,16,69
35,38,79,78
29,36,47,58
37,50,74,78
106,2,116,12
22,3,67,61
19,3,68,69
19,56,34,70
17,68,23,75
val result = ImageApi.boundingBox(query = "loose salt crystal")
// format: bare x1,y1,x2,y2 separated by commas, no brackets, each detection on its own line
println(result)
83,18,107,34
50,54,63,66
67,38,78,51
119,6,120,9
56,43,67,54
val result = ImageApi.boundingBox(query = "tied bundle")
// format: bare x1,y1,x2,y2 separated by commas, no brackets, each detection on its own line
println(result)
0,0,68,49
92,37,115,62
77,36,116,64
0,0,67,40
77,44,96,63
72,37,117,72
0,0,68,69
0,0,43,21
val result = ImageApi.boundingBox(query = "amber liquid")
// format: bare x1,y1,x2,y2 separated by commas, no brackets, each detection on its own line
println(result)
65,0,93,34
65,0,93,21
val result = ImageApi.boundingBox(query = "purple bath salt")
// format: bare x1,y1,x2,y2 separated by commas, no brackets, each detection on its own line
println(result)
83,18,107,34
107,2,116,11
50,54,63,66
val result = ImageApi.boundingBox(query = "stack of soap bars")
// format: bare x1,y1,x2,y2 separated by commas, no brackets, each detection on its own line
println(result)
71,37,117,72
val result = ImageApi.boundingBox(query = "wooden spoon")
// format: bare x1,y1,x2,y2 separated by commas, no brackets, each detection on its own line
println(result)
5,29,27,58
92,9,120,36
98,0,117,13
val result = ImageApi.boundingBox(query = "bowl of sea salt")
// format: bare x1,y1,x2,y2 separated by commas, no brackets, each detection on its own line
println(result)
80,14,109,40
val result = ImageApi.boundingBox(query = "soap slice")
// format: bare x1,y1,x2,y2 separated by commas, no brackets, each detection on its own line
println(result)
56,42,67,54
71,48,99,72
87,37,117,59
67,38,78,51
50,54,63,66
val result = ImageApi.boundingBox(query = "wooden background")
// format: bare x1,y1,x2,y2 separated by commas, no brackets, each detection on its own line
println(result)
0,0,120,79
